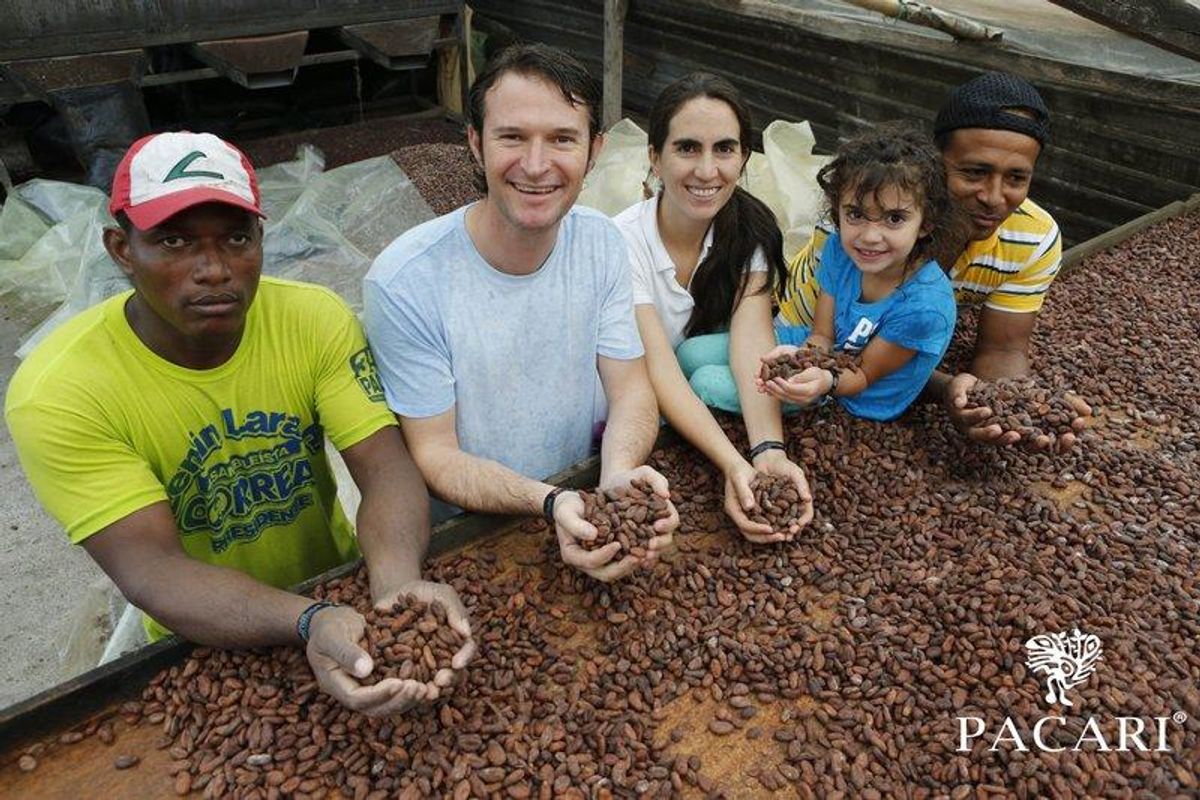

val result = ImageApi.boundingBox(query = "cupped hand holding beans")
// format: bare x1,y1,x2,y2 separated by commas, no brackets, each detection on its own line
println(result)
374,579,476,690
554,467,678,582
756,344,859,406
551,489,637,582
949,373,1091,453
749,449,814,537
305,604,432,718
723,459,777,542
598,465,679,556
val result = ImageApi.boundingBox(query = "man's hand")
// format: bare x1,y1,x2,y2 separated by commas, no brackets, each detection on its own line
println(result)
599,465,679,558
375,580,477,691
752,449,815,536
552,490,640,582
306,604,431,718
556,465,679,582
945,372,1021,446
947,373,1091,453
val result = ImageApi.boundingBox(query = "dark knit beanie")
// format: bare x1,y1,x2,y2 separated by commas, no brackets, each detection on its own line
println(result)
934,72,1050,147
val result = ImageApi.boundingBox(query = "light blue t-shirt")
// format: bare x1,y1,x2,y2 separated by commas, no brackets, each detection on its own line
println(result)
363,204,644,482
780,231,956,422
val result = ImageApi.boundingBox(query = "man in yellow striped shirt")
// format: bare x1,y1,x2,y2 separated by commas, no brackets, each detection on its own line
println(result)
777,72,1089,449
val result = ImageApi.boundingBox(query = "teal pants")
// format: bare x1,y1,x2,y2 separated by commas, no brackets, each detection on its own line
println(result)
676,332,804,415
676,333,742,413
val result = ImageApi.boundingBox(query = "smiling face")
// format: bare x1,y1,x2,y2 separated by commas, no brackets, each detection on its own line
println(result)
104,202,262,366
650,96,746,227
941,127,1040,240
837,183,928,279
467,71,598,235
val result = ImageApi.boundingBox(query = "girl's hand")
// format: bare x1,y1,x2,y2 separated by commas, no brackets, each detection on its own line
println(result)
763,367,833,405
755,345,799,394
751,449,815,536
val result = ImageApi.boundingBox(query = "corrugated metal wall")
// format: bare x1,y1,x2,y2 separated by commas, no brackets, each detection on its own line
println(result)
472,0,1200,245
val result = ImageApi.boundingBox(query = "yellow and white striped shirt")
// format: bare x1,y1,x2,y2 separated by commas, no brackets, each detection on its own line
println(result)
776,198,1062,326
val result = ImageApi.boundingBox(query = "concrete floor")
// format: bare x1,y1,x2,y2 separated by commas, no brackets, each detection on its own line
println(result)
0,298,112,711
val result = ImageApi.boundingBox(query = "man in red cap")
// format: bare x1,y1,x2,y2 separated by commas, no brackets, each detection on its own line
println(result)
6,131,473,716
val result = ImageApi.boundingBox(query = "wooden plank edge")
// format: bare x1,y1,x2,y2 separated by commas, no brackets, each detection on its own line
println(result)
1061,192,1200,275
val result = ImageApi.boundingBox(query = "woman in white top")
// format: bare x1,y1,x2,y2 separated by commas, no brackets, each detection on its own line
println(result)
613,73,814,543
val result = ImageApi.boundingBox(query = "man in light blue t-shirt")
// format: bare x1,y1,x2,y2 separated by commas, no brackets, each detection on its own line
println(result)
364,44,678,583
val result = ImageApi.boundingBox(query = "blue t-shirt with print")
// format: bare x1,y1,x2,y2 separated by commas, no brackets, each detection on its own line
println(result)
816,232,957,421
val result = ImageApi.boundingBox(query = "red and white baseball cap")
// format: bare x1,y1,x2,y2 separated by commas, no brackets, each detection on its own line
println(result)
109,132,265,230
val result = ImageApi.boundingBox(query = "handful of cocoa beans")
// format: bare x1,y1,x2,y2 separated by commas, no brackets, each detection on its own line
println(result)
747,473,808,535
760,344,861,381
967,377,1084,448
360,594,465,686
577,478,671,557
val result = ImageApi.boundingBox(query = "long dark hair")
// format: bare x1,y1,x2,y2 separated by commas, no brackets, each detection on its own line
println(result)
647,73,787,337
817,122,966,273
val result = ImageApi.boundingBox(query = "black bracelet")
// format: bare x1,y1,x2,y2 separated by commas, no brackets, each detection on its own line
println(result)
543,486,568,525
748,440,786,461
297,601,337,643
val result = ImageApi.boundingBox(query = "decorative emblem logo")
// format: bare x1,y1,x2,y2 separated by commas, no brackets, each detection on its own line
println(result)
1024,628,1103,707
163,150,225,182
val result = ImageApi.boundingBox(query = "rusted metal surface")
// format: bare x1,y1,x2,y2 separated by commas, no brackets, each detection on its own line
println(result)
1,50,145,97
470,0,1200,246
190,31,309,89
0,0,463,63
338,16,443,70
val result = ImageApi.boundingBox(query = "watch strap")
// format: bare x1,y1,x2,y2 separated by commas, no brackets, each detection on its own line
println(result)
543,486,568,525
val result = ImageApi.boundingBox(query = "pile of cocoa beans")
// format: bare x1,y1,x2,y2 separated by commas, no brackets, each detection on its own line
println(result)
390,144,482,215
361,595,464,687
747,473,808,534
760,345,861,381
576,478,671,557
13,213,1200,798
967,376,1084,446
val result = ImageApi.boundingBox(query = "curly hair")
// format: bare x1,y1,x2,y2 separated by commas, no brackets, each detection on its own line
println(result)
817,122,965,272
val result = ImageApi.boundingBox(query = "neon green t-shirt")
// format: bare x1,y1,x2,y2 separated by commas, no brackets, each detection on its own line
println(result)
6,277,396,640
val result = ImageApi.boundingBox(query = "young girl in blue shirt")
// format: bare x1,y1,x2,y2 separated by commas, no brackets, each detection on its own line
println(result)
759,124,960,422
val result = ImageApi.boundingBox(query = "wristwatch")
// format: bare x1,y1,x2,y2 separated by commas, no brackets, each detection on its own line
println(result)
543,486,569,525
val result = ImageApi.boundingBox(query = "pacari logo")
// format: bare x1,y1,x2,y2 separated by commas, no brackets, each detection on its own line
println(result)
956,628,1186,753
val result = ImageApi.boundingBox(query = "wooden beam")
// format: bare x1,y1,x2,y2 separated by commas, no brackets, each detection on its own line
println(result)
1045,0,1200,63
603,0,628,130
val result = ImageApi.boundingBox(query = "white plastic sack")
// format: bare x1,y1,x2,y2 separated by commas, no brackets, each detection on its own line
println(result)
578,117,830,261
262,154,434,312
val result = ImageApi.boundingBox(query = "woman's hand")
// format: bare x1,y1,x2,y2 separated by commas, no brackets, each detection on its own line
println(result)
722,459,779,543
751,449,814,536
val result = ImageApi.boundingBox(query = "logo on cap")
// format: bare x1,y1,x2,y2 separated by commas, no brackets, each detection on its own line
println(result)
163,151,226,183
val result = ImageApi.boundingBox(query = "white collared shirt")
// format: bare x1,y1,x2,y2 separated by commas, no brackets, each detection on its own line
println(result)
612,194,767,348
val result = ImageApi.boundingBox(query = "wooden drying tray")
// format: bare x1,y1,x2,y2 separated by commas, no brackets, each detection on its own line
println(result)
3,192,1199,796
